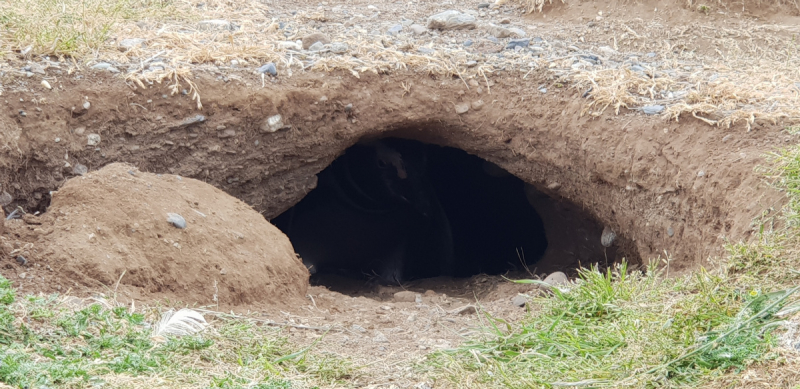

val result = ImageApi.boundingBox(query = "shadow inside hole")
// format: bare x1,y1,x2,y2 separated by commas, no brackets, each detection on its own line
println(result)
272,138,622,292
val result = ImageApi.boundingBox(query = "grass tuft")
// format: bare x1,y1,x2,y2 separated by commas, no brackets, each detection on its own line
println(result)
0,276,351,388
425,263,798,388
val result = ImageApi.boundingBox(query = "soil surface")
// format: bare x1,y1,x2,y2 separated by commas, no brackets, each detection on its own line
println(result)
1,0,799,386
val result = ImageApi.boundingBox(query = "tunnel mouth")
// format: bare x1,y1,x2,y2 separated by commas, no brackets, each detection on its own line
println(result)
272,137,639,296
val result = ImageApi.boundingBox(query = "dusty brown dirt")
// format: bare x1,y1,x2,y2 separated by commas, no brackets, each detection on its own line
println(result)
1,163,309,308
1,0,799,386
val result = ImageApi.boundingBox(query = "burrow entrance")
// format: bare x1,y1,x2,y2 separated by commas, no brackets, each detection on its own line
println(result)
272,137,636,294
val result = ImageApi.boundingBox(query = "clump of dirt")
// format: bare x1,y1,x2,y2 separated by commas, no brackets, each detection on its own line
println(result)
3,163,308,308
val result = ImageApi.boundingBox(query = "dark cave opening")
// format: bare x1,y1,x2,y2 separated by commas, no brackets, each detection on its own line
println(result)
272,138,620,288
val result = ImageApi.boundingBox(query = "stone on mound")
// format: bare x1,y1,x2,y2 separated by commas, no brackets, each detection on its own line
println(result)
42,163,308,307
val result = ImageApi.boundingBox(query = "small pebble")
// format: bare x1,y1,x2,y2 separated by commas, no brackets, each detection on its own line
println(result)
511,295,527,307
258,63,278,76
87,134,101,146
167,213,187,229
387,24,403,36
506,38,529,50
642,105,665,115
463,39,473,47
16,256,27,266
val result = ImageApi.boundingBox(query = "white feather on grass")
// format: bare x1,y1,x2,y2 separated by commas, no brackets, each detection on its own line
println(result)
151,308,208,343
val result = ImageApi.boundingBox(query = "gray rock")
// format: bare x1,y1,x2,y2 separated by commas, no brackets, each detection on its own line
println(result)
302,32,330,49
0,191,12,206
29,63,46,75
539,87,547,93
667,227,674,237
511,295,527,307
506,38,529,50
477,2,491,8
16,256,27,266
258,63,277,76
483,23,515,38
308,41,325,51
449,305,477,315
642,105,665,115
630,65,646,72
262,114,286,133
73,164,88,176
18,110,26,117
218,129,236,138
167,213,186,229
722,134,733,142
646,52,656,58
198,19,232,31
118,38,145,50
597,45,617,56
329,42,349,54
174,115,206,129
417,47,435,54
351,324,367,333
387,24,403,35
455,103,470,114
507,27,526,37
581,54,601,64
91,62,113,70
427,10,477,30
465,60,478,67
463,39,474,47
373,332,389,343
394,291,418,302
409,24,427,35
601,226,616,247
87,134,101,146
544,271,569,286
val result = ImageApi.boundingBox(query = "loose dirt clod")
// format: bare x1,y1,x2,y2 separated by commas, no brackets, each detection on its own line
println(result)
22,163,308,308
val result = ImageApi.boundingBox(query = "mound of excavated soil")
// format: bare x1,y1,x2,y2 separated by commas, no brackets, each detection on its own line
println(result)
33,163,308,307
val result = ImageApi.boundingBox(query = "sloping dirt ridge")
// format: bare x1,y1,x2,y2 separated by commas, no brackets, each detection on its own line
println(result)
2,162,308,307
0,67,789,305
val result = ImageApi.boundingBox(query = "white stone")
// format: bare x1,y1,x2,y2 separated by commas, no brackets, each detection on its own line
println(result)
427,10,477,30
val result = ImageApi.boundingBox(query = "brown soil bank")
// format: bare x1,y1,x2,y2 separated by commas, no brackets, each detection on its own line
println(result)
0,68,789,302
2,163,308,307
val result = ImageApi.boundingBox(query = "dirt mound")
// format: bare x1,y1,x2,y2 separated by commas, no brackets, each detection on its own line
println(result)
23,163,308,307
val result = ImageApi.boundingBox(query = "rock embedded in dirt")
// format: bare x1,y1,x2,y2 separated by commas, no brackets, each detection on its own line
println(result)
511,294,527,307
198,19,233,31
302,32,330,50
601,226,616,247
258,63,277,77
506,38,529,50
351,324,367,333
308,41,325,52
38,163,308,307
263,114,286,133
373,332,389,343
387,24,403,36
166,213,187,229
409,24,427,35
427,10,477,30
544,271,569,286
393,291,418,302
15,256,26,266
483,23,524,39
0,192,13,207
87,134,101,146
642,105,664,115
118,38,145,51
454,103,470,114
450,305,477,315
72,164,88,176
329,42,349,54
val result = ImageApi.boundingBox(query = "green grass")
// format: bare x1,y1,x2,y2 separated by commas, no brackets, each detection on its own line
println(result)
425,264,799,388
0,278,353,389
0,0,192,56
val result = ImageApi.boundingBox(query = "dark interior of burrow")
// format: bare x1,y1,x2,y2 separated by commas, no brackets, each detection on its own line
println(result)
272,138,620,288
